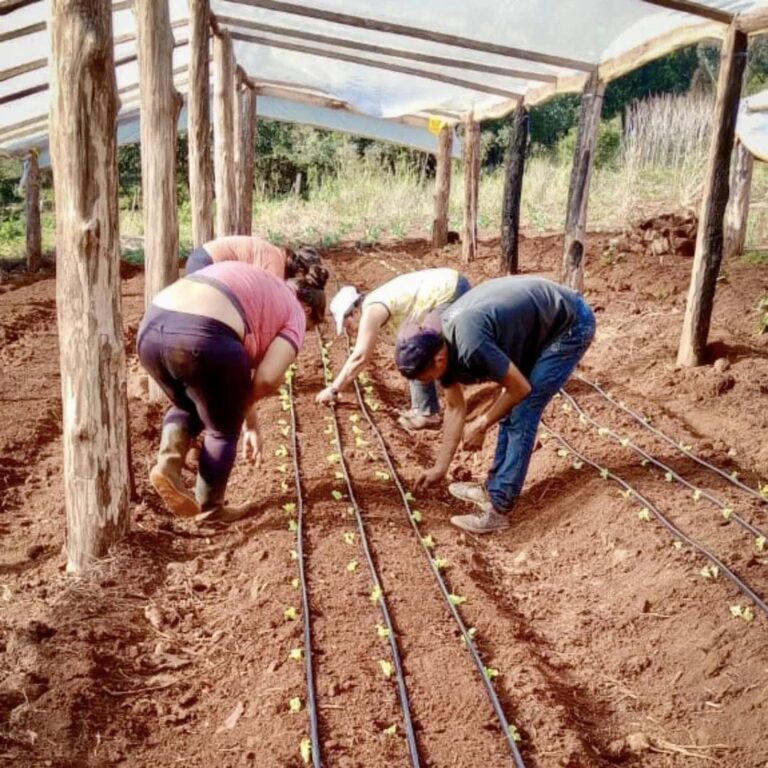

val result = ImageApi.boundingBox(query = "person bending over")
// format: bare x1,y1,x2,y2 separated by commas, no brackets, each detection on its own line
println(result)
395,276,595,534
316,268,470,432
138,262,328,522
185,235,321,280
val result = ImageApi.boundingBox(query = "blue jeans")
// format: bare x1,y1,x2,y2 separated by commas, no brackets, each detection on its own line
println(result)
486,297,596,514
409,274,472,415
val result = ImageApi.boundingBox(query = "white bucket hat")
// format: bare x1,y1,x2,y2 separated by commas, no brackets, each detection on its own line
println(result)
329,285,362,335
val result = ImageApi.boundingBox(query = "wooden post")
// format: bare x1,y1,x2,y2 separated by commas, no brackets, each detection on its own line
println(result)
188,0,214,247
723,139,753,261
213,31,237,237
24,149,42,272
677,24,747,367
432,124,452,248
500,106,529,274
561,73,605,292
137,0,182,401
462,118,480,263
234,70,256,235
50,0,131,572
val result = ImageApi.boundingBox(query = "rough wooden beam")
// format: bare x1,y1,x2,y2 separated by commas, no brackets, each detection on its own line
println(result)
228,30,524,100
737,7,768,34
49,0,131,572
432,124,452,248
562,72,605,293
640,0,732,23
0,20,46,43
24,148,41,272
462,118,481,264
0,0,40,14
137,0,182,341
217,15,558,83
189,0,214,246
501,106,529,275
213,31,237,237
677,23,747,367
227,0,595,72
724,139,754,261
0,59,47,83
234,72,256,235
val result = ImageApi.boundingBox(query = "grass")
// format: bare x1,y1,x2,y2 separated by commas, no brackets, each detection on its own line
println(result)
2,92,768,262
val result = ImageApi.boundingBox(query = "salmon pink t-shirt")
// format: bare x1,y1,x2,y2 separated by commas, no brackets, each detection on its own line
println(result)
192,262,305,366
203,236,287,278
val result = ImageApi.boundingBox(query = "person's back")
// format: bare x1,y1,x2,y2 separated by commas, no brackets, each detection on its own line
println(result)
202,236,287,278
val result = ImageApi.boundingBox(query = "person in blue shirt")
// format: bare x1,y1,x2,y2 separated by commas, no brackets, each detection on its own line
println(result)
395,276,595,533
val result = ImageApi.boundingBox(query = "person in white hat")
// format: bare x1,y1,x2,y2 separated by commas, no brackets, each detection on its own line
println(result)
316,267,470,431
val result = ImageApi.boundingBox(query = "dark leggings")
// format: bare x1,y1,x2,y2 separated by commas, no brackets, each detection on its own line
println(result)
137,305,251,493
185,247,214,274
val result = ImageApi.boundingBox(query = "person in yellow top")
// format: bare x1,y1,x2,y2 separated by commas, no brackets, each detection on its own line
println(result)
316,268,470,431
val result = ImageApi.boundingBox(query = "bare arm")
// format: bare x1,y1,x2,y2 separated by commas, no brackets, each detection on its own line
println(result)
316,303,388,402
415,383,465,491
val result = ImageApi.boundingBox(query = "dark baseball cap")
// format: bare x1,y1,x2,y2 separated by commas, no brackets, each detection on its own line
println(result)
395,312,444,379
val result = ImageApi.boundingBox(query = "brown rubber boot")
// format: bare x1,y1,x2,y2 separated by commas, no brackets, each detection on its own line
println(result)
194,477,259,524
149,423,200,518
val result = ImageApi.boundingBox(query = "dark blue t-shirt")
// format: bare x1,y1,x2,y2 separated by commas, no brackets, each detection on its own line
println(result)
439,276,579,386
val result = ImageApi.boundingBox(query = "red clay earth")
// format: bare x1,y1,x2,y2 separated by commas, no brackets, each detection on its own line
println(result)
1,228,767,767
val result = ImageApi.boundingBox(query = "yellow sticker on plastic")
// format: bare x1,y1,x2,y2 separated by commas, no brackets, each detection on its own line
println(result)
428,117,445,135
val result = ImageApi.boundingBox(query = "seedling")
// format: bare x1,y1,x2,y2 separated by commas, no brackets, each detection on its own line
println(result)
383,724,397,736
619,438,630,447
324,425,333,435
284,606,299,621
327,453,341,464
351,425,364,435
460,626,478,645
289,648,303,661
300,738,311,765
410,510,423,523
484,667,500,680
700,564,719,580
281,480,289,492
619,489,633,500
673,541,683,550
730,471,740,480
290,549,299,561
448,593,467,606
722,507,734,521
692,489,702,502
346,560,359,573
598,427,610,437
755,536,766,552
275,445,289,458
289,697,302,713
334,471,344,480
556,448,569,458
283,502,297,515
730,604,755,623
343,531,356,545
378,659,393,679
331,490,345,501
433,557,449,570
288,519,298,532
370,585,383,603
405,492,416,502
572,460,584,470
599,468,610,480
560,402,572,413
374,470,390,481
638,508,651,522
349,413,361,423
509,725,522,743
376,623,390,639
759,483,768,500
421,534,435,549
664,471,674,483
291,578,300,589
280,425,291,437
276,464,289,474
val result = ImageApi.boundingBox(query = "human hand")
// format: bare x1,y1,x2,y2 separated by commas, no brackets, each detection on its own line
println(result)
414,465,446,493
241,425,262,464
462,419,487,452
316,386,338,405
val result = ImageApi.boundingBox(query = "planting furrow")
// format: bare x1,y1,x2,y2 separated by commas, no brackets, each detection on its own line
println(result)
317,331,421,767
285,370,322,768
291,344,410,766
573,373,768,506
557,388,768,545
334,344,527,766
540,421,768,620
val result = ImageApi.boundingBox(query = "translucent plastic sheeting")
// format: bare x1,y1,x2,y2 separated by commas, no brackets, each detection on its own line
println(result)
3,95,461,168
3,0,768,146
737,89,768,161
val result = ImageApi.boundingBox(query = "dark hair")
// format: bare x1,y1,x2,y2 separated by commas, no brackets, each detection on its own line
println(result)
395,328,444,379
293,264,329,325
285,245,323,279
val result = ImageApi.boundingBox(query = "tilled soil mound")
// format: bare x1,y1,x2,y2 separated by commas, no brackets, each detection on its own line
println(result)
1,228,767,767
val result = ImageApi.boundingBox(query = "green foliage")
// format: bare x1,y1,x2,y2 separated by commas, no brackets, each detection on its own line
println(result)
556,118,622,169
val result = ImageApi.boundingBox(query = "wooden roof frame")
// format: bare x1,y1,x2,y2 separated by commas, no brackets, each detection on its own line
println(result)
640,0,733,23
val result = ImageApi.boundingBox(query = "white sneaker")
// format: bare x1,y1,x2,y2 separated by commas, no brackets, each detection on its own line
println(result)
450,508,510,534
397,410,442,433
448,482,492,508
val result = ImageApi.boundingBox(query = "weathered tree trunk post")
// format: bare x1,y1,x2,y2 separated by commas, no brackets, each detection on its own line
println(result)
432,124,452,248
213,31,237,237
188,0,214,247
50,0,131,572
234,70,256,235
677,24,747,367
137,0,183,401
24,149,42,272
561,73,605,292
462,117,481,263
723,139,753,261
500,106,529,274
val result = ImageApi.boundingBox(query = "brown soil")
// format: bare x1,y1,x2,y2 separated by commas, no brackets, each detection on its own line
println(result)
1,228,767,767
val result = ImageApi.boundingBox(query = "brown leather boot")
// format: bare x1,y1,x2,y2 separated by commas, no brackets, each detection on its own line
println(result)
149,424,200,518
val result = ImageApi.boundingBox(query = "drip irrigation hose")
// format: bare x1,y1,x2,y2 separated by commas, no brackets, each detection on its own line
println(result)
557,389,768,542
573,373,768,506
345,351,526,767
540,421,768,618
317,331,422,768
287,373,322,768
